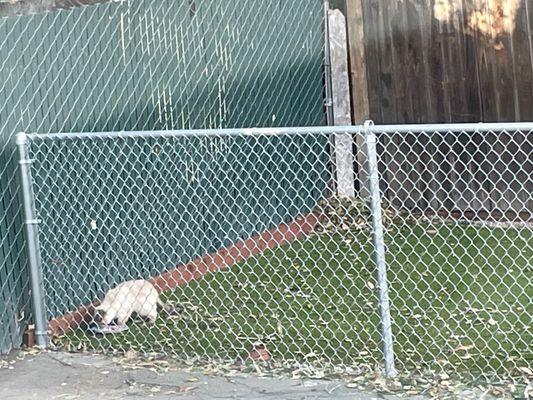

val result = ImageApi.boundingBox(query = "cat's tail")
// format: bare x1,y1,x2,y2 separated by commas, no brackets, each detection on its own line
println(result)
157,299,185,315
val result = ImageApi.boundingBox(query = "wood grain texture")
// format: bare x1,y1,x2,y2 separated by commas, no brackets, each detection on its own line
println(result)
345,0,533,216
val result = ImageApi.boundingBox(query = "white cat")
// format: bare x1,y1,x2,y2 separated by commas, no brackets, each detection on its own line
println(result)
94,280,181,326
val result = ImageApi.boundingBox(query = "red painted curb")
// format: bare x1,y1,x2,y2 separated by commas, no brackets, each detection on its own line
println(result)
49,213,319,336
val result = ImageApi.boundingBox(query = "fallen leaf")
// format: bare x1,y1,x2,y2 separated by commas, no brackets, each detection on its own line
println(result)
453,343,475,352
125,349,137,360
517,366,533,376
387,380,402,391
247,343,270,362
525,383,533,398
277,321,283,336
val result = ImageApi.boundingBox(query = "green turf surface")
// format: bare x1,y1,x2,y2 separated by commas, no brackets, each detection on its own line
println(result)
63,222,532,379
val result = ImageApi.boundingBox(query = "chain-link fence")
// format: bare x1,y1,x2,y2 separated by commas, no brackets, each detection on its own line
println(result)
0,0,326,354
0,220,30,354
16,122,532,383
373,123,532,381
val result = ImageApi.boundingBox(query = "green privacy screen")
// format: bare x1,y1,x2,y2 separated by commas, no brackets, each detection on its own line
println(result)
27,132,330,319
0,0,326,350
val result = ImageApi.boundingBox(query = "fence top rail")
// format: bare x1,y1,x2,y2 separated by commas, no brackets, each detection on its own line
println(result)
370,122,533,134
20,121,533,142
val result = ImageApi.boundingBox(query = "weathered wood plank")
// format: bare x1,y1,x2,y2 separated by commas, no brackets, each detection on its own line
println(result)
328,8,355,197
345,0,370,123
345,0,370,197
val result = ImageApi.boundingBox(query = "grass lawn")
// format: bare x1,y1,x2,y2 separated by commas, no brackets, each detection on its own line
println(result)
63,222,532,380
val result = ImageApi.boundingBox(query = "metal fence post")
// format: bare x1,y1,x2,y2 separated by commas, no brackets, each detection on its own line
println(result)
16,132,48,348
323,0,334,126
362,120,397,377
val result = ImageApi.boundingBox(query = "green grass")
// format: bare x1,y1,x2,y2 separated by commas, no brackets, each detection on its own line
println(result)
63,223,532,379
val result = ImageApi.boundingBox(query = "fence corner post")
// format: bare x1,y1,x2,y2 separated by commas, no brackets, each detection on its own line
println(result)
16,132,48,349
362,121,397,378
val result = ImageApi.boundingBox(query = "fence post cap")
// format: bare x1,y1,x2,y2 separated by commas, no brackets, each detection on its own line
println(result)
15,132,27,145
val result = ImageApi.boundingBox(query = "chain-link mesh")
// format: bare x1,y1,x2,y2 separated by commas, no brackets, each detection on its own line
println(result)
23,129,385,371
19,124,532,383
0,218,30,354
0,0,326,353
373,126,532,381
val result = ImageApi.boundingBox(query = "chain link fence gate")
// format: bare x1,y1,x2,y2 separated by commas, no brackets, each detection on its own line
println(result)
16,122,532,384
0,0,326,354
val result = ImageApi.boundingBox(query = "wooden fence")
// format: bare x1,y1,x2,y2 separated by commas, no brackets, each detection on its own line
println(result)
345,0,533,219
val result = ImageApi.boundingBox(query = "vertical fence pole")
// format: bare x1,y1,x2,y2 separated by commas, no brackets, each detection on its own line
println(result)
323,0,339,195
362,121,397,377
323,0,334,126
16,133,48,348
